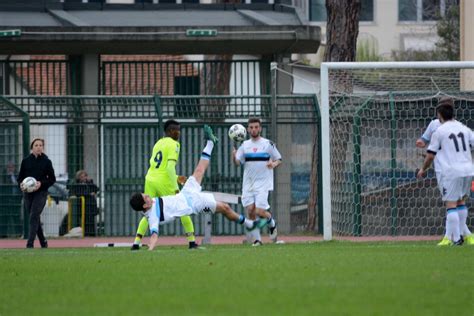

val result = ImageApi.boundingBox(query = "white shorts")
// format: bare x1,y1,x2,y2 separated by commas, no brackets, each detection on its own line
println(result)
438,176,472,202
241,191,270,210
161,176,217,223
180,176,217,214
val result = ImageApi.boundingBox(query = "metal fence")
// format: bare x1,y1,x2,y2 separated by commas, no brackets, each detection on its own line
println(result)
0,57,268,97
0,95,320,238
100,59,269,96
0,58,78,96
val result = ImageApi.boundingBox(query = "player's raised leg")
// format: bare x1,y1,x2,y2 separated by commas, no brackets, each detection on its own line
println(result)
191,125,218,185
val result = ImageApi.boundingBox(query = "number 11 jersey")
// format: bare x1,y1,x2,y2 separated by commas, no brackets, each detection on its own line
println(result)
427,120,474,179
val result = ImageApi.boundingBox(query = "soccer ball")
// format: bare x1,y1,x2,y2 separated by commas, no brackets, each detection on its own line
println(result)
228,124,247,142
21,177,37,193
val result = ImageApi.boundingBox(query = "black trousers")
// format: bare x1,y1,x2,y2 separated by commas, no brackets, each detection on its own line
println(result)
24,190,48,247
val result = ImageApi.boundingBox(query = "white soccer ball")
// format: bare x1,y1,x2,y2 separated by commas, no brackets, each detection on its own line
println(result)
228,124,247,142
22,177,37,193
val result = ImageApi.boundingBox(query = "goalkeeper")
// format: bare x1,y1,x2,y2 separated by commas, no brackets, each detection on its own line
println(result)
131,119,199,250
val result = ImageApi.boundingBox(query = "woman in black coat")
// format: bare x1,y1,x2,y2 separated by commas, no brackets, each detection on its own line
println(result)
18,138,56,248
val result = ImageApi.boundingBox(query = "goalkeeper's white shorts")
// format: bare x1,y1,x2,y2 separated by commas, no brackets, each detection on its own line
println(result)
438,176,472,202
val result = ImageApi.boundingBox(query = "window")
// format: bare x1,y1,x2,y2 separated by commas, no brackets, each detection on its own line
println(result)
360,0,374,21
309,0,374,22
309,0,326,22
174,76,200,118
399,0,457,22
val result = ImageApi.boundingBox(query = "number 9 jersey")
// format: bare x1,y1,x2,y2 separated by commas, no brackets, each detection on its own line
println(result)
145,137,180,196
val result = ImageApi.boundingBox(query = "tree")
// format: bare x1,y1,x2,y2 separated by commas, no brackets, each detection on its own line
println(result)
436,3,459,61
306,0,361,232
324,0,361,62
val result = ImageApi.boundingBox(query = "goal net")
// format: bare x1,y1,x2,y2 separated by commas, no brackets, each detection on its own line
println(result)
320,62,474,240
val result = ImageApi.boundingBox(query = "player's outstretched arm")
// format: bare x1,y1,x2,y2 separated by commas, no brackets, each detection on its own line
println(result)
232,147,241,166
415,138,427,148
417,152,435,178
148,233,159,251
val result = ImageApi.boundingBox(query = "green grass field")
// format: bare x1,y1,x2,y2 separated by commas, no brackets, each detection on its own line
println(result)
0,241,473,316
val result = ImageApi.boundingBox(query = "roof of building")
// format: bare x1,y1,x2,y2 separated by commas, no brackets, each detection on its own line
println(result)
0,0,320,55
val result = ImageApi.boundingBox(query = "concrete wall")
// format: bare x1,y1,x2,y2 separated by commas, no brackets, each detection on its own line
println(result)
303,0,438,64
461,0,474,91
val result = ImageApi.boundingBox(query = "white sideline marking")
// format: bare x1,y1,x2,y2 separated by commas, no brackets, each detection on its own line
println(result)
94,243,135,248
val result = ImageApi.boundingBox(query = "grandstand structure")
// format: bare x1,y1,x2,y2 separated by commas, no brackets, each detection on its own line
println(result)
0,0,321,238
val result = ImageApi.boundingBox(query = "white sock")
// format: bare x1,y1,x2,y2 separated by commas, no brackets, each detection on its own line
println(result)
243,218,254,229
457,206,472,236
251,227,261,242
267,217,276,228
202,141,214,157
446,210,460,242
245,230,253,242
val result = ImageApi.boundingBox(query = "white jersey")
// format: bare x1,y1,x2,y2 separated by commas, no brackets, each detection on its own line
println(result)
427,120,474,179
235,137,282,192
421,119,441,144
421,119,442,173
143,176,216,235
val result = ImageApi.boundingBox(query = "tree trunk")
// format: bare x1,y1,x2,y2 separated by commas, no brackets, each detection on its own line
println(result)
201,55,232,122
306,0,360,233
306,127,318,231
324,0,361,63
201,0,237,122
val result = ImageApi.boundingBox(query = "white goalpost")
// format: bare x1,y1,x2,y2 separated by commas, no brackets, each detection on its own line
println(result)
320,61,474,240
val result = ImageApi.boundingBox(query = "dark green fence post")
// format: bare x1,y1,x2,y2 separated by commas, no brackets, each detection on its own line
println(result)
389,93,398,236
352,97,373,236
0,97,30,239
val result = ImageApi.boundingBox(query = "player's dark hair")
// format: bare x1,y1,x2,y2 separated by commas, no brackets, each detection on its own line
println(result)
436,102,454,121
30,138,44,149
437,97,454,108
130,192,145,211
248,117,261,125
164,120,180,132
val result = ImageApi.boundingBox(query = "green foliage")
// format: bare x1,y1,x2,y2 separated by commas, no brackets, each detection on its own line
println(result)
391,4,460,62
391,49,445,61
357,38,384,62
0,242,473,315
436,4,460,61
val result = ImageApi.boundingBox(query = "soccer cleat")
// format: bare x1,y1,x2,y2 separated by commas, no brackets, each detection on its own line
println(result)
269,225,278,243
453,239,464,246
203,125,219,144
465,235,474,245
130,244,140,251
252,240,263,247
437,237,452,246
189,242,205,250
40,241,48,249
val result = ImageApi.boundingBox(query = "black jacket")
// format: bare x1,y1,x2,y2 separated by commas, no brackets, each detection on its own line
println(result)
17,153,56,192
